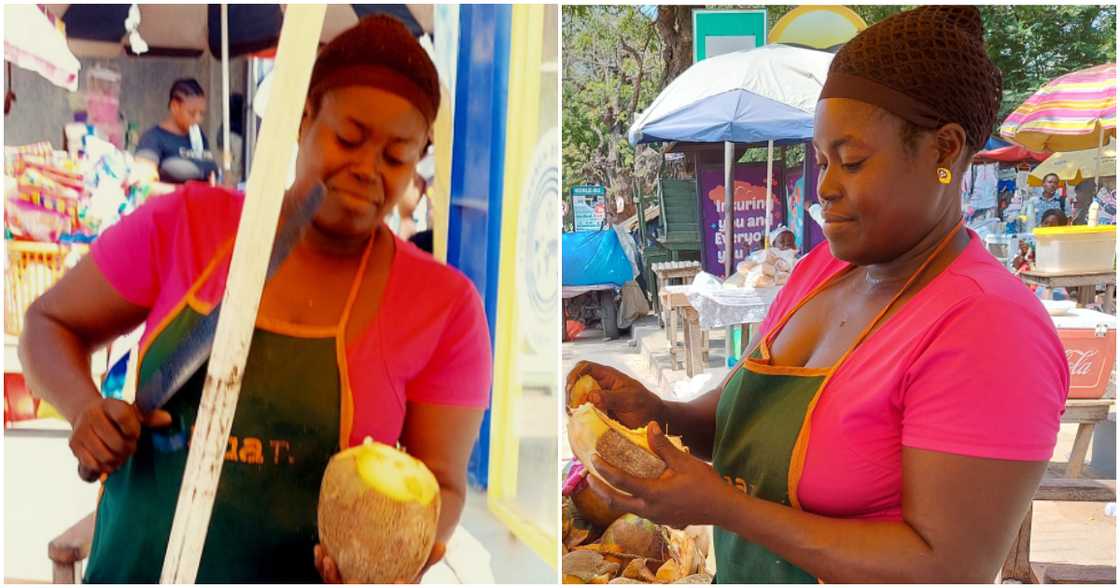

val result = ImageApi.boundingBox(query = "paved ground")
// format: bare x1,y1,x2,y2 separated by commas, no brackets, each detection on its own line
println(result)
563,315,1116,574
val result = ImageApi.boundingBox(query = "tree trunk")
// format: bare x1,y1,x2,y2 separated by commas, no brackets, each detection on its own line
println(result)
656,6,694,89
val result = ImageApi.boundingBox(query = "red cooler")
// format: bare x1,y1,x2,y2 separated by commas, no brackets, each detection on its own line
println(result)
1051,308,1116,399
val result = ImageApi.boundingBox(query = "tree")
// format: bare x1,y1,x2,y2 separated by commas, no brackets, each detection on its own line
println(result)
562,5,663,223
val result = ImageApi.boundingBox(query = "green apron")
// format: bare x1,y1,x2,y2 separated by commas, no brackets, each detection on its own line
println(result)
85,236,375,583
711,223,963,584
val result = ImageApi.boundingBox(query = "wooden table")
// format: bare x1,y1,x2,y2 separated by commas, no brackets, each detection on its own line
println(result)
664,291,708,377
652,264,702,327
1020,270,1116,314
1061,398,1115,478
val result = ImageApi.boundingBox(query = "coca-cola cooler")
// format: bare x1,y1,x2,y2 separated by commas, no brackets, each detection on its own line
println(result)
1051,308,1116,399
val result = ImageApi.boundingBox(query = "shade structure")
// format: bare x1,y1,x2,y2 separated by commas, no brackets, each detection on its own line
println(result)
1001,63,1116,153
41,4,432,58
629,43,833,275
1029,139,1117,185
4,4,80,91
628,43,833,146
973,145,1050,164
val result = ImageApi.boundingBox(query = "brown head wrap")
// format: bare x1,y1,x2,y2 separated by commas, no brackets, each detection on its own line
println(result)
308,15,440,125
818,5,1003,151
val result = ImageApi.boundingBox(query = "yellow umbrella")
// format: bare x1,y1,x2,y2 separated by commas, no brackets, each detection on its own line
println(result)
1027,138,1117,187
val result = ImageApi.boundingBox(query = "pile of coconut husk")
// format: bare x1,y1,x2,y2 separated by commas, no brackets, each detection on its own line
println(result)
562,462,711,584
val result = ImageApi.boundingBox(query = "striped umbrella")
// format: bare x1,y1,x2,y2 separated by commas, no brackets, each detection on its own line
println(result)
1001,63,1116,153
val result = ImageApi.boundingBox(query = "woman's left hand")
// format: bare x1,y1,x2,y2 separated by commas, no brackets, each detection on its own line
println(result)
586,421,733,529
314,541,447,584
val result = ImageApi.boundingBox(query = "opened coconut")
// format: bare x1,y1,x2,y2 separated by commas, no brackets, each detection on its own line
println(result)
318,438,440,583
568,403,685,493
569,374,600,411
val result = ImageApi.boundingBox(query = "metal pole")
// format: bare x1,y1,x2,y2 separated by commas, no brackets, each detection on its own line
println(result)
1095,124,1104,192
245,59,256,177
221,4,232,173
765,140,774,251
723,141,734,277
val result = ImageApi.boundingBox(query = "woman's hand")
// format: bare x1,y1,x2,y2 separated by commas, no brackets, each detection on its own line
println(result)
314,542,447,583
566,361,666,429
586,421,733,530
70,398,171,481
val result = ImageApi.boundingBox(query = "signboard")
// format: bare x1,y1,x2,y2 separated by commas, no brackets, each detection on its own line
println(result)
692,9,767,62
572,185,606,230
571,184,606,196
698,163,785,276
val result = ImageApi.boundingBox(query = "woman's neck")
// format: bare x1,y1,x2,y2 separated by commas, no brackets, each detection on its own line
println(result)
160,118,186,135
863,214,965,286
301,221,373,258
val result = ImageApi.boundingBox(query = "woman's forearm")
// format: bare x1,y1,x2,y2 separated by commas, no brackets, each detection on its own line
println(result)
435,483,465,547
18,304,105,425
661,386,721,460
713,487,993,583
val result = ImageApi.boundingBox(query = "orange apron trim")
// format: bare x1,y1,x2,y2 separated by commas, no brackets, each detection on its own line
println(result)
335,231,377,450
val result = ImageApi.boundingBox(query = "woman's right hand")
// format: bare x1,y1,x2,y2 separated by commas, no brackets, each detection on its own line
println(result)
565,361,666,429
70,398,171,481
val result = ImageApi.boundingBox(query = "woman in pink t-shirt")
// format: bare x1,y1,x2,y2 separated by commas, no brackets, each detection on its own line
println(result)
569,7,1067,583
19,17,489,583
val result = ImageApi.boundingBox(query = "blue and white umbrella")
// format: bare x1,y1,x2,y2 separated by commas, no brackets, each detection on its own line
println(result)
628,44,833,273
628,44,833,145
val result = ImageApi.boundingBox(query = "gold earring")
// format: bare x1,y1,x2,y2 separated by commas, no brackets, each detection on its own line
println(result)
937,167,952,184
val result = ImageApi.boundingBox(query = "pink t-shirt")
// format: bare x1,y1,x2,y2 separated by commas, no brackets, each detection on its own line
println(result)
755,231,1069,521
91,183,492,447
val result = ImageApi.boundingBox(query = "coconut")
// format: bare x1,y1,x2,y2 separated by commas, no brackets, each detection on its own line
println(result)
568,403,685,493
571,481,626,529
569,374,600,411
600,514,670,561
318,438,440,583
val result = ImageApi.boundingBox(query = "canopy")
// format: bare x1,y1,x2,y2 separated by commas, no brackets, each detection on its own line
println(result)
4,4,80,91
628,44,833,145
1029,139,1117,186
41,4,432,58
1001,63,1116,153
973,145,1050,164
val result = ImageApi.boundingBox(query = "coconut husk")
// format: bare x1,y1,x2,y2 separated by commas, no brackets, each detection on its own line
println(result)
563,551,620,583
655,559,685,583
621,558,661,583
672,573,713,584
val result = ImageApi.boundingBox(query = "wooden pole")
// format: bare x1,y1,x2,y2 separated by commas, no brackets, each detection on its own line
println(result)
159,5,326,583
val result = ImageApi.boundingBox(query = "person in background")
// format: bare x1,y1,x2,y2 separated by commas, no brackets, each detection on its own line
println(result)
1011,239,1033,274
1025,173,1066,228
773,227,797,252
134,78,219,185
1033,208,1071,300
1039,208,1068,228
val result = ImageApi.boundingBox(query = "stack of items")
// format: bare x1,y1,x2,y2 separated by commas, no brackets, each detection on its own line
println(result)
725,248,796,289
4,143,86,242
82,66,124,148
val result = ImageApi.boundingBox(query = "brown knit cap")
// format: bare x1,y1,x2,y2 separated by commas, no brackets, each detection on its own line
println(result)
308,15,440,125
818,5,1002,151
